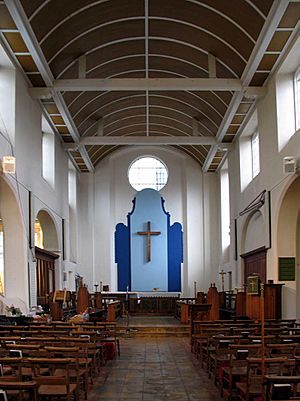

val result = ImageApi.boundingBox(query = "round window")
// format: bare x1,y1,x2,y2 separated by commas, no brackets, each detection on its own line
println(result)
128,156,168,191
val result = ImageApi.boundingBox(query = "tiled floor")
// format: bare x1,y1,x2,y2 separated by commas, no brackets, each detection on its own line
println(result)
90,337,223,401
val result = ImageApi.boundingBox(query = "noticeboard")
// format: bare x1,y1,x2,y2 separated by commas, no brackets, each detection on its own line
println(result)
278,257,296,281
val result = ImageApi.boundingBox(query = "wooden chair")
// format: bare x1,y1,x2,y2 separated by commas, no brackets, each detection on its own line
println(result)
95,327,120,357
266,343,298,358
29,357,78,401
236,357,288,401
221,345,262,400
194,333,210,366
264,375,300,401
0,357,22,379
196,329,230,369
44,346,89,399
208,337,240,384
0,377,38,401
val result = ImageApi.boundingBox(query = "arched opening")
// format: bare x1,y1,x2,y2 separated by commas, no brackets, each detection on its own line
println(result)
35,210,59,306
35,210,59,251
277,176,300,318
241,210,267,285
0,176,28,312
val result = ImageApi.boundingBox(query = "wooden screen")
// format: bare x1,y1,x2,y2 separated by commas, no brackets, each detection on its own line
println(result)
241,247,267,285
35,247,58,306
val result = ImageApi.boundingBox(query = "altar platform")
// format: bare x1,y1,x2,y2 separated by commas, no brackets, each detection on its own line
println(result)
116,315,189,337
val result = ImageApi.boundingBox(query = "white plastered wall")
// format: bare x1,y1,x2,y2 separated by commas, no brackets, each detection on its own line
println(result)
0,44,71,308
224,35,300,317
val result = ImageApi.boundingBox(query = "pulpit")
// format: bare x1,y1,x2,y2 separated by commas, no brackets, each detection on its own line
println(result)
206,284,219,320
77,286,89,314
246,283,283,320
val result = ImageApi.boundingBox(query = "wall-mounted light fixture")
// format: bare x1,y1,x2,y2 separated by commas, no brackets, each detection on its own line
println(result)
2,156,16,174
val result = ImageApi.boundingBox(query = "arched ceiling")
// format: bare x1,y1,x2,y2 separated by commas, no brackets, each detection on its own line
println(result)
0,0,299,172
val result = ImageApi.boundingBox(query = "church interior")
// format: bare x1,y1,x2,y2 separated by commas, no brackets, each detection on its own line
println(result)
0,0,300,400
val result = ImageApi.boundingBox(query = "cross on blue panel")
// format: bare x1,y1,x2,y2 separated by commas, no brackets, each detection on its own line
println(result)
115,188,183,292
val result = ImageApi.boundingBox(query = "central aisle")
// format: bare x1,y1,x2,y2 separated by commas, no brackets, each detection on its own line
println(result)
91,337,223,401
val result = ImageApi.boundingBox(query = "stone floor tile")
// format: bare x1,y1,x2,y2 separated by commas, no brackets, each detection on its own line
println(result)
90,333,222,401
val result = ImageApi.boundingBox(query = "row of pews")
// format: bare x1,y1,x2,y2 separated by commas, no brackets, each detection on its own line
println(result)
0,320,120,400
190,318,300,401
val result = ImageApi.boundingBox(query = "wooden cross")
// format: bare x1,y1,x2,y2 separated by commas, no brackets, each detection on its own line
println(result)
248,277,257,292
219,269,226,292
137,221,161,262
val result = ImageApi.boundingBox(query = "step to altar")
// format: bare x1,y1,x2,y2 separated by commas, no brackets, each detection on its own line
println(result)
116,324,190,337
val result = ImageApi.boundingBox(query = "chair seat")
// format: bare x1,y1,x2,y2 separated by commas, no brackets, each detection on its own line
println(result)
55,368,87,378
236,381,262,395
97,337,116,342
38,383,77,396
222,366,247,376
3,366,13,375
21,367,49,377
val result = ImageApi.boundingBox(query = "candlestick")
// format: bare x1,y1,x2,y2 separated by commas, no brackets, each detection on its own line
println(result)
194,281,197,299
228,271,232,292
100,281,103,292
219,269,226,292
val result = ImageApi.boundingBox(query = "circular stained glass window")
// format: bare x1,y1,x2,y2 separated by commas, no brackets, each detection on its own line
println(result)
128,156,168,191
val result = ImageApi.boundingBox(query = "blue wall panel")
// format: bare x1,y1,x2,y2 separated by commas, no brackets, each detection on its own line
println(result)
130,189,168,291
168,222,183,291
115,223,130,291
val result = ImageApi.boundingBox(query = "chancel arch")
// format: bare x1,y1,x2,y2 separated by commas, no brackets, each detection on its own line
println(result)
0,176,28,310
240,210,267,285
276,176,300,318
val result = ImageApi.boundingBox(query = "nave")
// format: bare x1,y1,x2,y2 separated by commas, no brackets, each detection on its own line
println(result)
91,336,222,401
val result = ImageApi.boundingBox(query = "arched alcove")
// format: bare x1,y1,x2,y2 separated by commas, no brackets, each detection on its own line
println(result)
277,175,300,317
241,210,266,255
0,176,28,309
240,210,267,285
34,209,60,306
35,209,59,251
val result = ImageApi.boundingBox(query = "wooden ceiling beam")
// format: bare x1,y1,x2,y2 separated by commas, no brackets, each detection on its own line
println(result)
29,77,242,93
64,135,232,147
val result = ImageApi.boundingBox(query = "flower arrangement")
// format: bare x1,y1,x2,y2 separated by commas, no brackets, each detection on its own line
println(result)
6,304,21,316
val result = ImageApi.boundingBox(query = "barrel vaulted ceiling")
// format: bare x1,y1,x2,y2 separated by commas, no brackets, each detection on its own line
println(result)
0,1,299,172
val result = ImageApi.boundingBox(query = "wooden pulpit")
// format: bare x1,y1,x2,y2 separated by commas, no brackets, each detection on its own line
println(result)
246,283,283,320
206,284,219,320
77,286,90,314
